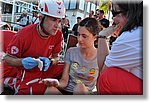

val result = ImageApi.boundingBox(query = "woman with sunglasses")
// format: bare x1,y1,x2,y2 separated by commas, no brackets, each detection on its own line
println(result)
97,0,143,95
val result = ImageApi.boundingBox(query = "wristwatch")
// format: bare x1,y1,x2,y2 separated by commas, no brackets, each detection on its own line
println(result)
97,35,107,39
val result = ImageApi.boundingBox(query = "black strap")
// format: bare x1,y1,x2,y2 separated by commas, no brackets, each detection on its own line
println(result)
32,17,37,24
26,16,29,25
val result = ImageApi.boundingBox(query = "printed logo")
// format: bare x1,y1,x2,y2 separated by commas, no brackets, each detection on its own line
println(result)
11,46,19,54
76,79,82,84
89,68,96,75
72,62,78,69
87,76,94,81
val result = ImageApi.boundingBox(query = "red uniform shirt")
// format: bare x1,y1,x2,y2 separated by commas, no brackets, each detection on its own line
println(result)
6,24,64,94
7,24,63,58
0,30,18,78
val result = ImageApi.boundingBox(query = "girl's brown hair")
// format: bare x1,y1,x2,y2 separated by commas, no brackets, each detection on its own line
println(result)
79,17,101,36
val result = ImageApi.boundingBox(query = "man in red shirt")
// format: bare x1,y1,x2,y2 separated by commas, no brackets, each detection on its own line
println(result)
2,0,66,95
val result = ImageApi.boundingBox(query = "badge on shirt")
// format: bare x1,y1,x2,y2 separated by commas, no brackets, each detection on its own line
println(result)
11,46,19,54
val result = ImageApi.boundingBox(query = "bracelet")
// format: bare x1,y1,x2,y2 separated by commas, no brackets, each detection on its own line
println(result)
97,35,107,39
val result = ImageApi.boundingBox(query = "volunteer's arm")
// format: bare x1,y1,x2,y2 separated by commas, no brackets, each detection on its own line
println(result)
3,54,38,69
3,54,22,67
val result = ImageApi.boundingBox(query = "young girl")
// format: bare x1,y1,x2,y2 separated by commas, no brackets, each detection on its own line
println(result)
42,17,101,95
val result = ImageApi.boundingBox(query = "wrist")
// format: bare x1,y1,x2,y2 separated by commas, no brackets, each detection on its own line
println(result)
49,58,54,66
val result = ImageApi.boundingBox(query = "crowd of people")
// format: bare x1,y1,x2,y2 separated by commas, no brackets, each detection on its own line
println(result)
0,0,143,95
11,8,39,31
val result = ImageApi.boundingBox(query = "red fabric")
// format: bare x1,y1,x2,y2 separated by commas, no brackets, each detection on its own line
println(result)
0,30,18,78
97,67,143,95
42,62,64,79
2,64,18,78
0,30,16,52
16,62,64,95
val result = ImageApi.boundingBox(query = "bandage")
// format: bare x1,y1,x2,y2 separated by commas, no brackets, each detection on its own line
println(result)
26,78,40,85
43,78,59,85
33,58,43,71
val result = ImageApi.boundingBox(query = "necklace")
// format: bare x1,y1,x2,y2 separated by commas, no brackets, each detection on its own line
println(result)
37,25,49,38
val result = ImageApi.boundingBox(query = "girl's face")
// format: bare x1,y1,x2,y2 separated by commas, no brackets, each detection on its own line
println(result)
77,26,96,49
112,4,128,35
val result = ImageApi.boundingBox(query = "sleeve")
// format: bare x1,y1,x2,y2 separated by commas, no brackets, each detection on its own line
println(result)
64,48,71,64
105,40,129,67
6,31,24,58
52,30,64,57
105,31,142,70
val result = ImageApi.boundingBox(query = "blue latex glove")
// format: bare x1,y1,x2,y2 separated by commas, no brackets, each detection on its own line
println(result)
22,57,38,69
39,57,51,71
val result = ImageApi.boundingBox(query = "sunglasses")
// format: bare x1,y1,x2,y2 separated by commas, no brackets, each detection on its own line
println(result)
111,10,126,17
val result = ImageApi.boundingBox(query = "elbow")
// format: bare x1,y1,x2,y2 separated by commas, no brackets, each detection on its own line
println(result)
58,78,68,89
